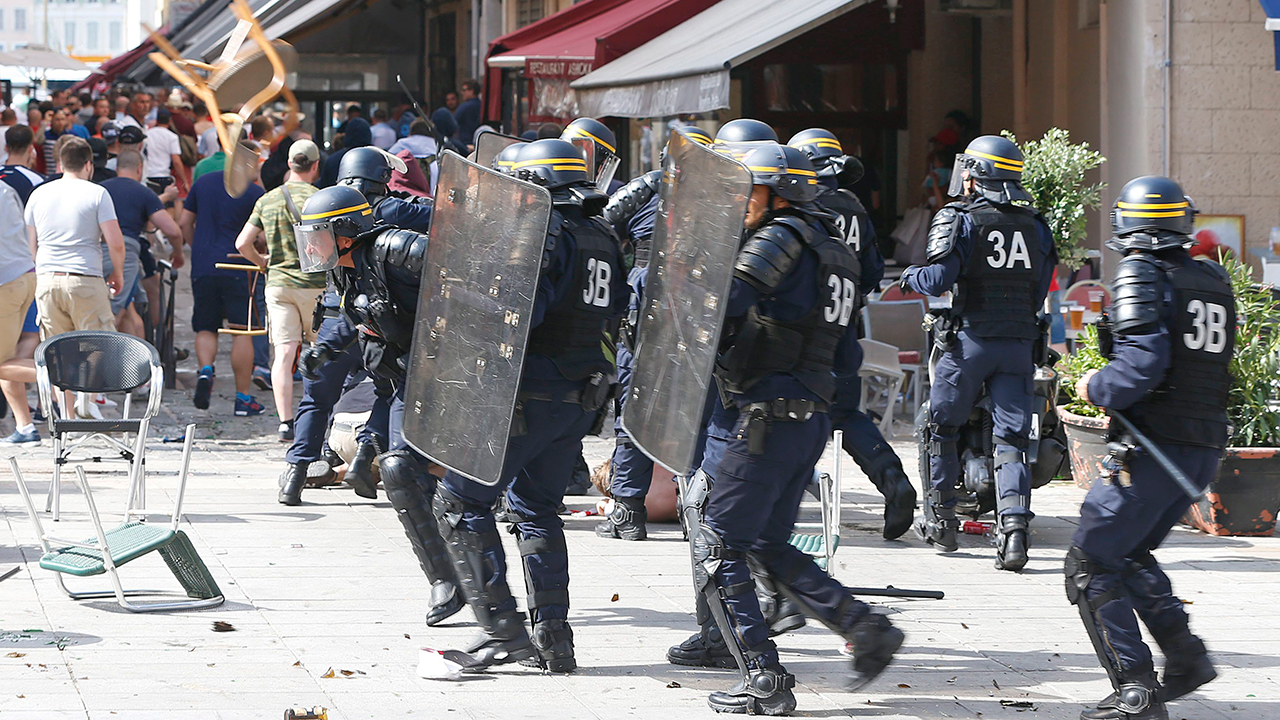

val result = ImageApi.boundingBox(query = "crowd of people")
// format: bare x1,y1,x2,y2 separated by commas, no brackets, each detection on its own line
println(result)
0,75,1232,719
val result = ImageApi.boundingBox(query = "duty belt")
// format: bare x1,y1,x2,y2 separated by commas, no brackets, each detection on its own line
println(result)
742,398,829,422
737,398,829,456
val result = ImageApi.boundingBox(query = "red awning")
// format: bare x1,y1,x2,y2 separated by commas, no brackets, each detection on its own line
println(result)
69,30,164,93
484,0,718,120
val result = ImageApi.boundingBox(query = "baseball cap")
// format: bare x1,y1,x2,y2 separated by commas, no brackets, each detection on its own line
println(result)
156,107,172,123
87,137,112,164
100,121,120,143
119,125,145,145
289,139,320,166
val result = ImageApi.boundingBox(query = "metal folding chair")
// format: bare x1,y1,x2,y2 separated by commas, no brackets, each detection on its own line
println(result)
788,430,843,573
8,426,224,612
36,332,164,521
858,339,907,436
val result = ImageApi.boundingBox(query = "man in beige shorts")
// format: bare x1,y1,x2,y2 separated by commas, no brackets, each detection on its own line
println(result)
235,139,323,441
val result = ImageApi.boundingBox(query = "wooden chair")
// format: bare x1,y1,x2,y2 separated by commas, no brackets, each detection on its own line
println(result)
214,254,268,338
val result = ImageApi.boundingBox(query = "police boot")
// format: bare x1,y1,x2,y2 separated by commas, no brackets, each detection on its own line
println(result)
668,622,736,669
594,496,647,541
870,464,917,540
995,514,1030,572
521,619,576,673
278,462,306,506
1080,668,1168,720
845,613,905,691
707,664,797,716
1154,629,1216,701
345,440,379,499
381,451,464,626
914,489,958,552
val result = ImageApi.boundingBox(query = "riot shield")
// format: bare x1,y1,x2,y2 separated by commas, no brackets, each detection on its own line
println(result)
474,131,527,169
402,152,552,486
621,128,751,475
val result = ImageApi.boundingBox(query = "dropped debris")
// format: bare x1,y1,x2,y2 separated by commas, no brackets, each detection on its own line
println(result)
321,668,335,679
999,700,1036,711
611,593,620,602
897,683,911,689
667,681,681,688
212,621,236,633
5,652,25,658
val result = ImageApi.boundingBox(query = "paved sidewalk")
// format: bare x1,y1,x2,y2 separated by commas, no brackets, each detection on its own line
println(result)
3,429,1278,720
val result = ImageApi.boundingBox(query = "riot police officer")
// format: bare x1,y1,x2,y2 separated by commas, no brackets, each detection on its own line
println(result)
901,135,1056,571
293,184,464,628
595,126,714,542
431,139,627,673
1067,176,1230,720
685,142,902,714
562,117,622,193
789,128,915,539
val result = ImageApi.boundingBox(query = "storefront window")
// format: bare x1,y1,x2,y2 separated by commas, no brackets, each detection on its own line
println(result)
762,63,897,114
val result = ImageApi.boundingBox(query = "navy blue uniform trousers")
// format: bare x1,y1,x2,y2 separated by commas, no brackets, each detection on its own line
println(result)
286,317,362,465
440,391,595,622
701,405,870,666
1072,443,1221,671
929,330,1034,516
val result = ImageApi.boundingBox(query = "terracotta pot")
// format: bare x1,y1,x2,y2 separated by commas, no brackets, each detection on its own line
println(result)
1184,448,1280,537
1056,406,1111,489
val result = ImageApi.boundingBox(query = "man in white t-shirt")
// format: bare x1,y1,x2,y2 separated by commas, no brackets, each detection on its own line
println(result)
145,107,186,196
25,136,125,338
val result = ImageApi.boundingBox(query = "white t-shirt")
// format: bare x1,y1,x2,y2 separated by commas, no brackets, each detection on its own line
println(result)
116,114,142,129
0,182,34,286
144,125,181,179
370,121,397,150
25,176,117,277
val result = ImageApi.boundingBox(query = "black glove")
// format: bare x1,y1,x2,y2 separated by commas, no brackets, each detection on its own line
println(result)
300,345,333,380
898,270,914,294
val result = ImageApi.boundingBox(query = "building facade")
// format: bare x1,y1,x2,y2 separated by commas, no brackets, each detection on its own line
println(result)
31,0,159,63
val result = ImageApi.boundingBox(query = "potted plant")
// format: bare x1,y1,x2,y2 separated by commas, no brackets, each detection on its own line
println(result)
1056,324,1111,489
1003,127,1106,271
1184,256,1280,536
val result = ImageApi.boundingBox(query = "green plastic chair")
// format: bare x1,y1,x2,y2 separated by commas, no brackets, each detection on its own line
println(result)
8,424,224,612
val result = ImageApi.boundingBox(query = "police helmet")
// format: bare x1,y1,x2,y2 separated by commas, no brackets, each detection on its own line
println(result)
713,118,777,159
295,185,376,273
492,142,524,174
1107,175,1197,252
513,139,592,189
948,135,1032,205
337,147,408,205
740,143,820,204
788,128,843,165
681,126,713,147
561,118,617,169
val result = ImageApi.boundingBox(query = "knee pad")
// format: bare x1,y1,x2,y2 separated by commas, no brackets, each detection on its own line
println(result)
993,434,1029,452
1063,546,1093,604
378,449,422,490
993,445,1025,470
926,424,960,457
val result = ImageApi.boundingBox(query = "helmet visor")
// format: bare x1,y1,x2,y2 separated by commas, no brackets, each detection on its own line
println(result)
947,156,967,198
296,222,339,273
595,153,620,192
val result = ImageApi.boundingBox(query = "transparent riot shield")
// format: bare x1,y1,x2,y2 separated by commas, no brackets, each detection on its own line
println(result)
621,128,751,475
402,151,552,486
474,131,527,169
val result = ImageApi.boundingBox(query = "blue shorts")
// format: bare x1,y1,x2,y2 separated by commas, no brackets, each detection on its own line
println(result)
22,302,38,334
191,274,253,334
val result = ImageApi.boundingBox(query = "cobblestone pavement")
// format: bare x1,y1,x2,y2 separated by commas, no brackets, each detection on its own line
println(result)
2,264,1277,719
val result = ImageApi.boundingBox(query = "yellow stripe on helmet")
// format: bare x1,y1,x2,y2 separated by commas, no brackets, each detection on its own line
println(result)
564,127,616,154
792,138,843,152
966,149,1024,169
684,128,713,145
301,202,372,221
1119,210,1188,218
1117,200,1189,210
512,157,589,170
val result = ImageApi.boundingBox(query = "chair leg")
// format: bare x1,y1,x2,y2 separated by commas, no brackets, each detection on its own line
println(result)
126,419,149,516
48,435,64,521
879,376,904,437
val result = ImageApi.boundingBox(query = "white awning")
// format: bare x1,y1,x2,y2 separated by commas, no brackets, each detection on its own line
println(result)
570,0,872,118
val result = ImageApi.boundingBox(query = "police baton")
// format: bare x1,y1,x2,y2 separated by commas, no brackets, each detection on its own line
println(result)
396,74,447,150
1108,410,1206,501
848,586,945,600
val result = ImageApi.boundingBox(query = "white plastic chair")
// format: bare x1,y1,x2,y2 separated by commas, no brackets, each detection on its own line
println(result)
858,339,906,436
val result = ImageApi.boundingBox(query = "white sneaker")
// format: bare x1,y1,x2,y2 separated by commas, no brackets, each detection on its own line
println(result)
74,393,105,420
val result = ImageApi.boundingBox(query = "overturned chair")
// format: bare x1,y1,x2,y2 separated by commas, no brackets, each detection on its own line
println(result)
788,430,843,573
8,424,224,612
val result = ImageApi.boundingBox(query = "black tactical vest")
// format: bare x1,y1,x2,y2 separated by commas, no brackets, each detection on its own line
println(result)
1131,256,1234,449
716,213,861,402
337,231,422,379
527,211,625,381
817,188,869,253
953,199,1043,339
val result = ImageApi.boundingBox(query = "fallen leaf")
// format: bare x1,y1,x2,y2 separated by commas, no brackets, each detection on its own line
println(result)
212,621,236,633
340,669,355,677
961,623,969,629
992,679,1001,690
321,668,335,679
293,661,302,667
666,681,681,688
404,634,411,639
611,593,619,602
16,694,23,698
897,683,911,688
5,652,24,658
